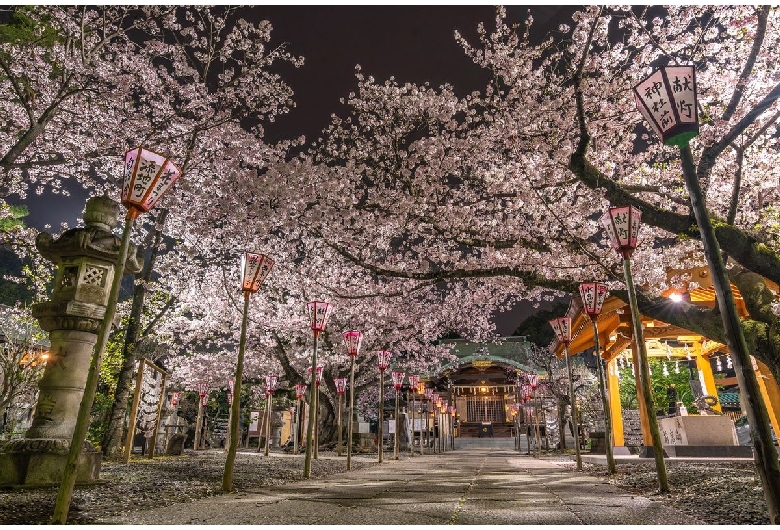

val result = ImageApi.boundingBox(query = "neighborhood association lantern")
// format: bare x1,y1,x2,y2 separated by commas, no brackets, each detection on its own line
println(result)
600,205,642,260
295,383,307,400
579,282,609,317
197,381,209,406
307,301,333,337
391,371,406,390
240,253,275,293
633,65,698,147
376,351,392,372
343,330,363,357
549,317,572,345
122,147,182,219
308,365,324,386
264,374,279,396
334,378,347,394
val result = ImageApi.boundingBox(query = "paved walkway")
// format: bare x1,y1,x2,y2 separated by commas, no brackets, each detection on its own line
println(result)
101,448,702,525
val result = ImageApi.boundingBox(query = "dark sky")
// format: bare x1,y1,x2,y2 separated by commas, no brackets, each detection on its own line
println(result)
20,5,576,330
24,5,578,229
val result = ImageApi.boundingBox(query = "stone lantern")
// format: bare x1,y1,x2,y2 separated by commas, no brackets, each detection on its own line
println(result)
0,195,141,486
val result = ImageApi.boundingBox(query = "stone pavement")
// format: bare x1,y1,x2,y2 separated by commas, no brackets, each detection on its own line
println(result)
100,447,703,525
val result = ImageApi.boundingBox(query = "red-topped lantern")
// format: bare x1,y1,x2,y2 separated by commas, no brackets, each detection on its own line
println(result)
521,385,532,403
241,253,275,293
171,391,180,407
424,387,433,401
122,147,182,219
432,393,440,406
307,301,333,337
633,65,698,147
408,375,420,390
579,281,609,318
549,317,572,345
449,406,456,417
527,373,539,391
295,383,307,400
376,350,392,372
601,206,642,260
228,380,234,395
200,394,208,407
343,330,363,357
307,365,324,386
334,377,347,394
197,381,209,397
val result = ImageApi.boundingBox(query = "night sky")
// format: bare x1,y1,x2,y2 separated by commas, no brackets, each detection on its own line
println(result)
20,5,576,330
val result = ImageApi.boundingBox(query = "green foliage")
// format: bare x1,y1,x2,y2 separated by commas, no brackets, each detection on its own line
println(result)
618,358,698,414
0,7,59,47
87,391,113,448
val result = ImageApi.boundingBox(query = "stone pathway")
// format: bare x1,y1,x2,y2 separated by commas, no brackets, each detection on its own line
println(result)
100,448,703,525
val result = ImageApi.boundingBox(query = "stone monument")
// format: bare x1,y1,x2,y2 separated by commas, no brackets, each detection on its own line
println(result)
0,195,141,486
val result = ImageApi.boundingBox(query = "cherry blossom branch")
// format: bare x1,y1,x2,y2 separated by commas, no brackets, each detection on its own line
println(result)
721,6,769,123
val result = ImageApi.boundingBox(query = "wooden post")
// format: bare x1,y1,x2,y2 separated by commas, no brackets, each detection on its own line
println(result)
123,358,145,464
148,370,167,459
195,396,204,451
264,393,272,456
337,392,343,457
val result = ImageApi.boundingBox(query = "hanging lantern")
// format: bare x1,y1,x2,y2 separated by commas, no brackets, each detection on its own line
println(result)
601,206,642,260
265,374,279,394
633,65,698,147
307,301,333,337
335,377,348,394
662,364,669,377
391,371,406,390
666,343,672,361
376,350,392,372
308,365,324,386
342,330,363,357
171,391,180,407
716,357,723,372
727,355,733,369
121,147,182,219
527,373,539,390
549,317,572,345
295,383,307,400
240,253,275,293
578,282,609,318
675,361,680,374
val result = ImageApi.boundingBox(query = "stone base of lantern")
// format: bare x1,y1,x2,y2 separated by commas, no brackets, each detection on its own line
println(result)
0,438,101,487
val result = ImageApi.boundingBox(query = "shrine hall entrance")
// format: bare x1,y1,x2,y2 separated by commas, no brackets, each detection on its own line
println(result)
464,396,505,424
430,337,538,439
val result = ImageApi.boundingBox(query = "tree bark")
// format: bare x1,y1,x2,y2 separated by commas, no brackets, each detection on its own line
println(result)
101,212,167,458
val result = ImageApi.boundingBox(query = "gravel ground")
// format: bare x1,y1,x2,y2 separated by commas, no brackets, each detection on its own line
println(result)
0,450,771,525
0,449,378,525
579,460,770,525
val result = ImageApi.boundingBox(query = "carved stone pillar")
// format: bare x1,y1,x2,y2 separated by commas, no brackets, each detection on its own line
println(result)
0,195,141,486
